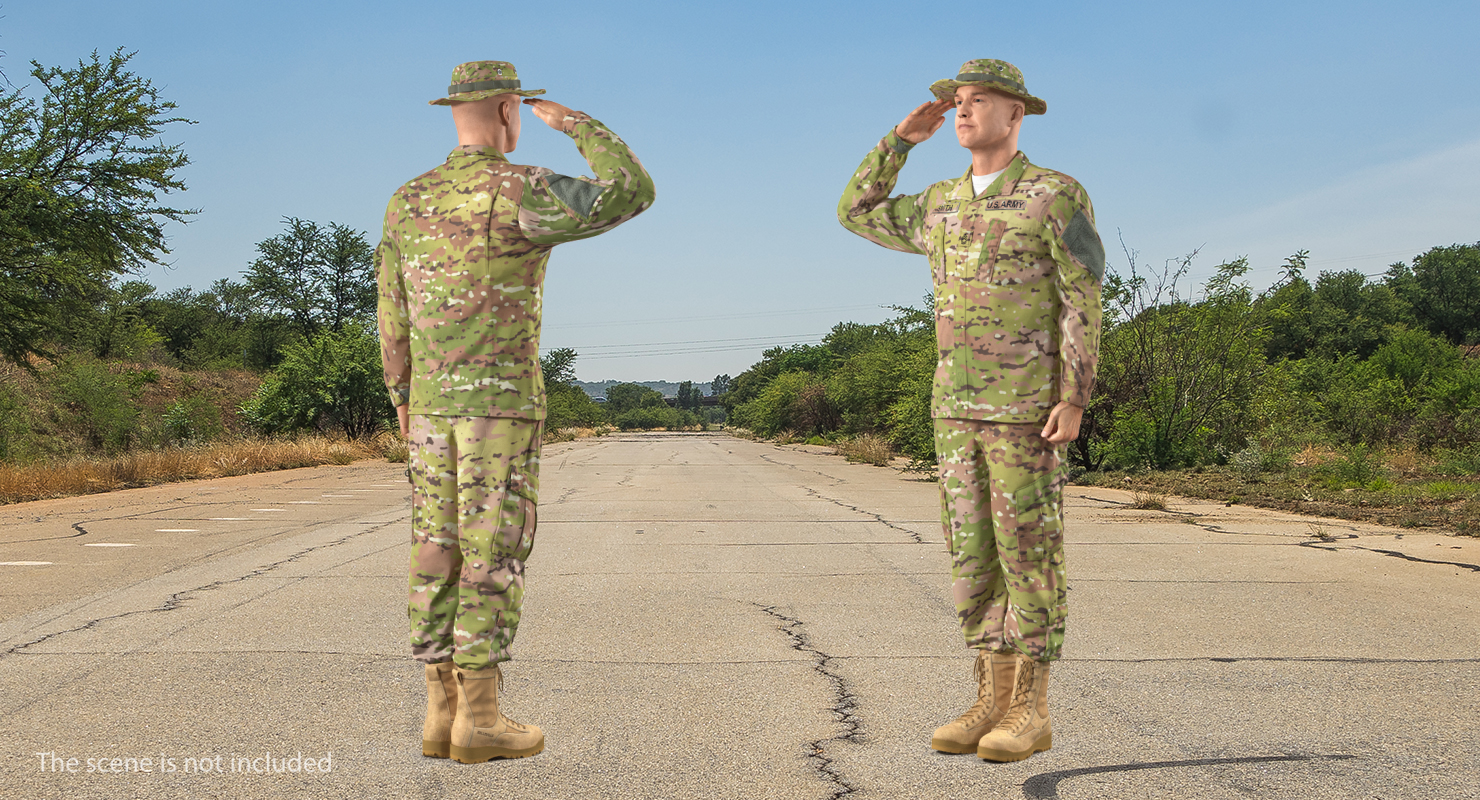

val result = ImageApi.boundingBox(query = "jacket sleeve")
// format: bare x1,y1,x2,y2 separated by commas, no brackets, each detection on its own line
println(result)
375,197,412,408
519,113,655,246
836,129,930,255
1046,185,1105,408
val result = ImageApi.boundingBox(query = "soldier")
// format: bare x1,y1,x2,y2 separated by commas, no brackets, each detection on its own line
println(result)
377,61,654,764
837,59,1104,762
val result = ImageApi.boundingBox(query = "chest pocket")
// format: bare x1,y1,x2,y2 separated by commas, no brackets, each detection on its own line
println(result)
974,219,1008,282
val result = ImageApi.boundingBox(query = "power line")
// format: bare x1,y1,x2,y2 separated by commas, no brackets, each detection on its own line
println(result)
553,332,826,352
574,336,828,360
550,303,889,329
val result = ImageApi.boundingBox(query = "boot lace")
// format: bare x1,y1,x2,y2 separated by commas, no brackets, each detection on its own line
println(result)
951,654,994,727
993,659,1036,734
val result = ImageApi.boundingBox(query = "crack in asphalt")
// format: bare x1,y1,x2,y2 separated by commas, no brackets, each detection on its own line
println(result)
801,486,927,544
1170,515,1479,574
749,448,926,545
756,452,846,484
1096,498,1477,574
1021,754,1358,800
1354,546,1480,573
1,520,396,660
758,604,862,800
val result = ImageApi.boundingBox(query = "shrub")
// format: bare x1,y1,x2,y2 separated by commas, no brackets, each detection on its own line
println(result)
836,434,893,466
613,406,697,431
732,371,839,439
239,326,393,439
162,394,225,445
546,385,608,431
48,359,153,455
0,381,34,462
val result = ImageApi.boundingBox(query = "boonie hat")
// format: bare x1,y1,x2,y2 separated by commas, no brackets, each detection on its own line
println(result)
429,60,545,106
929,59,1046,116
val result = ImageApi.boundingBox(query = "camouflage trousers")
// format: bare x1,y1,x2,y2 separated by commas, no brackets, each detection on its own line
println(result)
934,418,1067,662
408,415,542,671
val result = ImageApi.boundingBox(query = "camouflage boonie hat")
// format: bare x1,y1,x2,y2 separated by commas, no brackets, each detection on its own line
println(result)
929,59,1046,116
428,60,546,106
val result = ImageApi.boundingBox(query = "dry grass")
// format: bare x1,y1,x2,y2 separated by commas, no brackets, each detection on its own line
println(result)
1384,447,1428,477
0,433,405,505
1128,490,1170,511
1293,443,1335,467
835,434,894,467
545,426,614,444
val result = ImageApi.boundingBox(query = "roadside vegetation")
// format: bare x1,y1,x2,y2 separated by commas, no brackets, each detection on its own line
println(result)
717,243,1480,536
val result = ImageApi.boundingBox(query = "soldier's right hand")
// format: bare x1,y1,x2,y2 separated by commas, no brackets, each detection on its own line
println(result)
524,98,577,131
895,99,952,144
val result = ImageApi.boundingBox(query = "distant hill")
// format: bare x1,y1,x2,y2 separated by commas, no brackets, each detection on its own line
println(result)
572,380,714,400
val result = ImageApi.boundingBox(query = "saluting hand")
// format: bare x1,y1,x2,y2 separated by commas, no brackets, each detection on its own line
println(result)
895,98,952,144
523,98,577,130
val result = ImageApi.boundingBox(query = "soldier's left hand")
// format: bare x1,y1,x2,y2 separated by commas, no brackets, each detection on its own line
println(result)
524,98,576,130
1040,402,1084,444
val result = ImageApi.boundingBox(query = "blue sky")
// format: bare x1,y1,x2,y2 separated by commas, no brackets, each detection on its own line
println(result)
8,1,1479,383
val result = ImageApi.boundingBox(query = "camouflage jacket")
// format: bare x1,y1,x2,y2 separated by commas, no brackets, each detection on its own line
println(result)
377,112,654,418
838,129,1104,424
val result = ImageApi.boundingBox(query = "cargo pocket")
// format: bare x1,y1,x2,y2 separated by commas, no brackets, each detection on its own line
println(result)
1010,466,1066,564
500,465,539,559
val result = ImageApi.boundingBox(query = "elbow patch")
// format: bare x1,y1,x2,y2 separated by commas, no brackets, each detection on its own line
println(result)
1063,209,1105,281
545,174,606,219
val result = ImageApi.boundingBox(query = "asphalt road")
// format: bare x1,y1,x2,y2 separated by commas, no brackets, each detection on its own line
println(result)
2,431,1477,800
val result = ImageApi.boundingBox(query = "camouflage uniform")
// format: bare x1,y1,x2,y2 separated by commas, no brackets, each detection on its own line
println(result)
837,75,1103,662
378,63,655,670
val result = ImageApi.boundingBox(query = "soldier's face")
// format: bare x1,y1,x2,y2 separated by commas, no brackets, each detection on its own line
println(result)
953,86,1021,152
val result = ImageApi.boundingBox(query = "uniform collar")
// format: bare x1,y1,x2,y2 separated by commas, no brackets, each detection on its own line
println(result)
447,144,510,163
953,151,1029,199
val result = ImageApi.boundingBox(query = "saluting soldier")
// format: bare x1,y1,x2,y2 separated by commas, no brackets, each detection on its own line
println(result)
837,59,1104,762
377,60,655,764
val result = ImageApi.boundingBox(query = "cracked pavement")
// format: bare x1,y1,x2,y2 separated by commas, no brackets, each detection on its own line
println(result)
1,432,1477,799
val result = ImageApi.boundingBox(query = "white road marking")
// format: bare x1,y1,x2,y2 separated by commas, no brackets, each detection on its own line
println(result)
250,509,286,512
288,501,320,504
155,529,199,532
84,543,135,547
209,517,251,521
1,561,52,566
321,494,354,497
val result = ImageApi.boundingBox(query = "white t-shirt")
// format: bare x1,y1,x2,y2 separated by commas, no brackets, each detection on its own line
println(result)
971,169,1005,195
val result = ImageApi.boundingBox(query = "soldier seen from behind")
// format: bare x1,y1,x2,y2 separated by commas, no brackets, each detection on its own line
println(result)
377,60,654,764
838,59,1104,762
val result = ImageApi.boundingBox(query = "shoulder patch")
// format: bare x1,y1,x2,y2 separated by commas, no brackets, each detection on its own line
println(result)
545,174,606,219
1063,208,1105,281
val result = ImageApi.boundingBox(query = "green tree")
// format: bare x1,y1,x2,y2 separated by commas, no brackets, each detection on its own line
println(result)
710,374,730,396
240,326,393,439
539,348,609,430
1093,254,1269,469
0,49,194,367
540,347,578,386
605,382,666,414
676,380,701,412
1389,243,1480,344
245,217,376,340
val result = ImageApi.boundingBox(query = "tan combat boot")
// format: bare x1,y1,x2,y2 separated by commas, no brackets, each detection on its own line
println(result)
449,665,545,763
931,650,1019,753
976,656,1052,762
421,662,458,758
